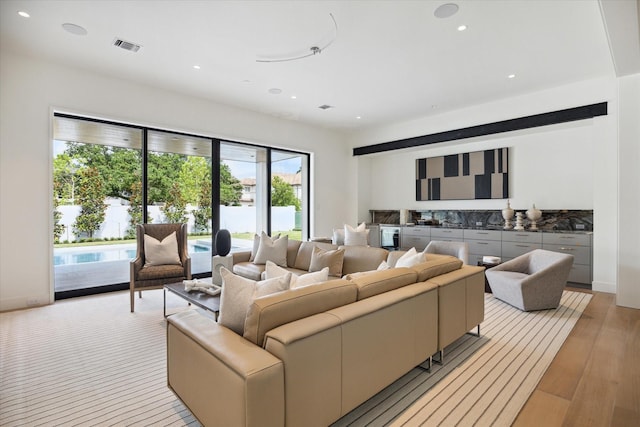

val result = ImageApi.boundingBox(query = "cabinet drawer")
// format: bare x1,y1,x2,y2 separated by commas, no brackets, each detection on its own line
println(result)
502,231,543,244
467,239,501,256
543,243,591,265
502,241,541,258
568,264,591,284
401,226,431,237
463,229,502,241
401,236,430,251
431,228,464,239
542,233,591,246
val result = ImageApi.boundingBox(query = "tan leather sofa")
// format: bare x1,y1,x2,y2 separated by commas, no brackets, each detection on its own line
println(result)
166,246,485,427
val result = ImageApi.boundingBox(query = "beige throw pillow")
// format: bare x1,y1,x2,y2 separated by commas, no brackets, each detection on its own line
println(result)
309,246,344,277
218,267,290,335
395,247,426,268
263,260,329,289
143,231,181,266
253,232,288,266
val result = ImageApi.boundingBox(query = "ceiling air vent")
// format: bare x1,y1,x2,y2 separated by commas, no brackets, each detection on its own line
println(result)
318,104,334,110
113,38,141,52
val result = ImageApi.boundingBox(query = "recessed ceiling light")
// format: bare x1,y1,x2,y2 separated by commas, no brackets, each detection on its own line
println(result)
290,95,297,100
434,3,459,19
508,74,516,79
193,65,201,70
62,23,87,36
457,25,467,31
268,88,282,95
356,116,362,120
17,11,30,18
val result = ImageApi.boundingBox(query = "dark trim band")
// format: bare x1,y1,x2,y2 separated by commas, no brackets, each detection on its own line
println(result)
353,102,607,156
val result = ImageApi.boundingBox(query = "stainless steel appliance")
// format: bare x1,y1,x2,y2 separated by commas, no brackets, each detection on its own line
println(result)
380,225,400,250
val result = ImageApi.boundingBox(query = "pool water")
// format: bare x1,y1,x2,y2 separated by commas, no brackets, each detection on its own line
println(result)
54,243,211,266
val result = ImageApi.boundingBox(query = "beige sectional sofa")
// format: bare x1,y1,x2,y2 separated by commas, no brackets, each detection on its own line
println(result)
166,240,485,427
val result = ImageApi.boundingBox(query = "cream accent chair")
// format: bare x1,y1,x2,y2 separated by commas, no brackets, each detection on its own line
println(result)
130,223,191,312
485,249,574,311
424,240,469,265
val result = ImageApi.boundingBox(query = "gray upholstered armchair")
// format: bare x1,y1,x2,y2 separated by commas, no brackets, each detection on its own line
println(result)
424,240,469,265
485,249,574,311
130,223,191,312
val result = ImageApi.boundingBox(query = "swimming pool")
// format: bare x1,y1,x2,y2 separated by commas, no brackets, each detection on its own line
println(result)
53,242,211,266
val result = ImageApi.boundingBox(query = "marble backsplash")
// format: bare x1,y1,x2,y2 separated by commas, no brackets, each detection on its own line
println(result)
370,209,593,231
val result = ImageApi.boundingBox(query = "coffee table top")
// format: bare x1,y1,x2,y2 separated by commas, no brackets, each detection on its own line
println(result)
165,281,220,314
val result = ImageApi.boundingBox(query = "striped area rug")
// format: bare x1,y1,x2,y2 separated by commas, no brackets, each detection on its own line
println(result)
0,289,590,426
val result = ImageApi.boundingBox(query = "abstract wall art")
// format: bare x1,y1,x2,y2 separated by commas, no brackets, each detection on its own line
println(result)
416,148,509,201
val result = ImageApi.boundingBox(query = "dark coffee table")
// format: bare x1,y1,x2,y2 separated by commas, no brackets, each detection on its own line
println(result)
164,280,220,319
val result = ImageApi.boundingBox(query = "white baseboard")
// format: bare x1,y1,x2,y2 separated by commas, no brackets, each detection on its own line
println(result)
591,280,616,294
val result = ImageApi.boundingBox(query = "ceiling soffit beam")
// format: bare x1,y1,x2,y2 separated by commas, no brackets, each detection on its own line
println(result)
352,102,608,156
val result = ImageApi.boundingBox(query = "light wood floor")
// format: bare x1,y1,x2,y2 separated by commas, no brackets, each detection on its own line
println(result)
514,288,640,427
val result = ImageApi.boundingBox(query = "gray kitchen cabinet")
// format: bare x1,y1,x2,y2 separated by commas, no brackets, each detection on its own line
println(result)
463,229,502,266
400,226,430,251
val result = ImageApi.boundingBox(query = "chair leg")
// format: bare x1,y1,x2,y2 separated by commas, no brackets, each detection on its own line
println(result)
138,290,142,298
130,289,135,313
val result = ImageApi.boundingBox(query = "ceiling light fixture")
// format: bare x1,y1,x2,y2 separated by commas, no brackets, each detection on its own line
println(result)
290,95,297,99
62,23,88,36
508,74,516,79
193,65,201,70
256,13,338,63
457,25,467,31
434,3,459,19
318,104,333,110
17,11,30,18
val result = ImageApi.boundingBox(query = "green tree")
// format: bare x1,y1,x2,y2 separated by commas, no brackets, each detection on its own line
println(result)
73,167,107,239
193,178,212,232
162,182,187,224
53,153,77,203
220,163,243,206
147,152,185,204
53,196,65,243
179,156,210,204
271,175,301,211
126,179,144,238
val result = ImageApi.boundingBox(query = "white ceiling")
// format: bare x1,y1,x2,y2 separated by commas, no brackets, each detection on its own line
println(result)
1,0,638,132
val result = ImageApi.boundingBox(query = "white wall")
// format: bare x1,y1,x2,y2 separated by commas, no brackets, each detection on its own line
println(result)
617,73,640,309
0,49,351,311
347,77,618,294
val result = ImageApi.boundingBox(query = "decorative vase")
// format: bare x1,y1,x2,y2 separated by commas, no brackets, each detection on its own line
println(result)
215,229,231,256
502,200,515,230
526,204,542,230
513,212,525,231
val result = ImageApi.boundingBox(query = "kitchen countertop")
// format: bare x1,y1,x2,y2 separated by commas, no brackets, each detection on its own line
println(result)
369,223,592,234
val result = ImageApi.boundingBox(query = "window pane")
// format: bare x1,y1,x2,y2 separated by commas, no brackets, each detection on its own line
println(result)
271,150,308,242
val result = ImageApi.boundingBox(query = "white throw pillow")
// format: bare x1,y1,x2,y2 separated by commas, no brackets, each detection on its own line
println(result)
395,247,425,268
263,261,329,289
249,232,280,262
143,231,181,266
344,222,369,246
377,260,390,270
218,267,290,335
253,232,288,266
332,229,345,245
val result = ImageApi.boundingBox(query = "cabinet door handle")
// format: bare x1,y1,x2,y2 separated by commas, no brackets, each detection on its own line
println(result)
516,244,530,248
515,234,528,237
477,232,489,235
560,236,576,240
477,242,489,245
559,247,575,251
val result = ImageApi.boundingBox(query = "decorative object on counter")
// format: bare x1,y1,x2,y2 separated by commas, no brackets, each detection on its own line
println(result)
526,204,542,230
400,209,409,225
502,200,515,230
514,212,525,231
415,148,509,201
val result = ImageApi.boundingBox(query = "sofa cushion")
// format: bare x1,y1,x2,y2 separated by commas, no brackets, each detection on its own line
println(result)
263,260,330,289
409,254,463,282
344,222,368,246
243,279,358,346
232,262,265,281
339,245,389,275
218,268,290,335
293,241,338,271
253,233,288,266
344,268,419,300
309,246,344,277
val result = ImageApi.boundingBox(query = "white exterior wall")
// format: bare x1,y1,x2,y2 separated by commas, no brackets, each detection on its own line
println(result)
347,76,618,295
0,49,351,311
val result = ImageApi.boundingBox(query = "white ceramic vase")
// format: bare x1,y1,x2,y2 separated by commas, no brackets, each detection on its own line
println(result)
502,200,515,230
526,204,542,230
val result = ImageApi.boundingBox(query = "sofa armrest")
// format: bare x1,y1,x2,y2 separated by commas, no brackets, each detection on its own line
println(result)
167,311,284,427
232,250,252,264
